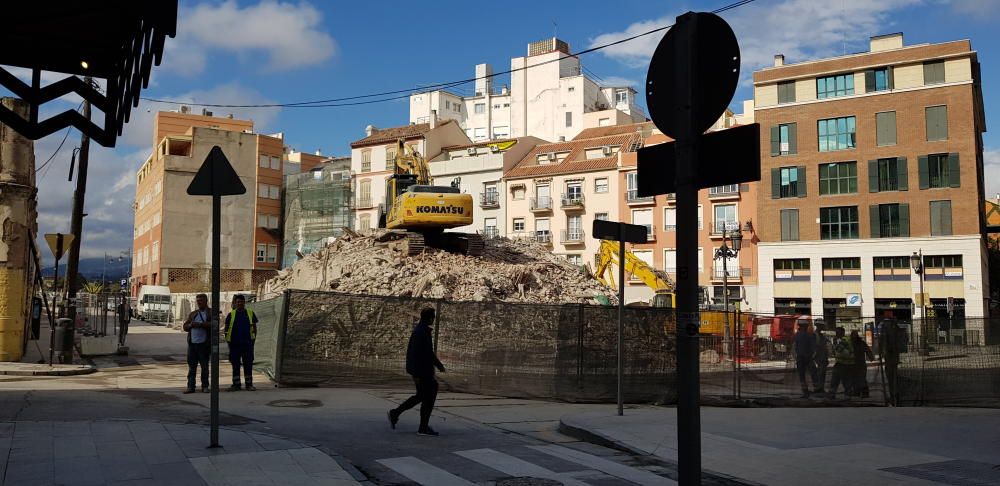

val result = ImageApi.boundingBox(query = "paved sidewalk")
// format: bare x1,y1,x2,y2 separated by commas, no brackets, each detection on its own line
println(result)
561,406,1000,486
0,420,364,485
0,362,95,376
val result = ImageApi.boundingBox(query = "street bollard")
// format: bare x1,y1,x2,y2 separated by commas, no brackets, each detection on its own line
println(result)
52,318,75,364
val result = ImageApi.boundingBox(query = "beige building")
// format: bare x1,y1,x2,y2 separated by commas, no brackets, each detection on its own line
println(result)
349,119,470,232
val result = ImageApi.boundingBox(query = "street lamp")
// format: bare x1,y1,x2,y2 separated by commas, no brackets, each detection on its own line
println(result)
910,250,928,355
714,220,751,363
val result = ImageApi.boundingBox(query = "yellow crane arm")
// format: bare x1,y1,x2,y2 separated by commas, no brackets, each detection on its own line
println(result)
393,139,431,185
593,240,673,292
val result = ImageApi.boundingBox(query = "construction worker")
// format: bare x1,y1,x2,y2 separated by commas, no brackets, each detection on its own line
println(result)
792,321,816,398
829,327,854,398
388,307,446,436
851,330,874,398
812,322,830,394
224,294,258,391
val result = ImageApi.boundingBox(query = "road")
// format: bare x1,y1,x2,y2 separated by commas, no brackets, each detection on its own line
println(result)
0,321,712,486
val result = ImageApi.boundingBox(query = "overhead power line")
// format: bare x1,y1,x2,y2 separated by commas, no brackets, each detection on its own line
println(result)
141,0,757,110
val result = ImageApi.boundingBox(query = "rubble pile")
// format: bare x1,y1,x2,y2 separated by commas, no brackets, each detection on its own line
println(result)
260,232,616,304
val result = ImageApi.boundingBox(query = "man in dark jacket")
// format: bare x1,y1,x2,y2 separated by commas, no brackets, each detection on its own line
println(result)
388,308,445,436
793,321,816,398
850,330,873,398
812,322,830,394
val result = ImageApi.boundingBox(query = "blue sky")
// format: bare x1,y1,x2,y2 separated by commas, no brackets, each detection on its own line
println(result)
17,0,1000,265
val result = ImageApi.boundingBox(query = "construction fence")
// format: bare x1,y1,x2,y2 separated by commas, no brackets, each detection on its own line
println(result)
250,290,1000,407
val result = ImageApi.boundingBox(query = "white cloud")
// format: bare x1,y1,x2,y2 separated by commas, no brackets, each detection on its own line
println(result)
598,76,639,89
946,0,999,19
163,0,337,77
984,148,1000,200
589,0,922,73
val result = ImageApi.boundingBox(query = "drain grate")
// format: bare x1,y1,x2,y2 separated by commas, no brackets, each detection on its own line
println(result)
883,460,1000,485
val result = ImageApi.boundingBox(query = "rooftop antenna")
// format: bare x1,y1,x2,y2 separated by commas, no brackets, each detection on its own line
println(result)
552,20,557,39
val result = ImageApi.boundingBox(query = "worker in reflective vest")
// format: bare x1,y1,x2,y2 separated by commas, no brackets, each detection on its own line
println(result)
224,294,258,391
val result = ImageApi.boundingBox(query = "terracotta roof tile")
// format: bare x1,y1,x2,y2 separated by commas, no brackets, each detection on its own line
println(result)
350,120,454,148
505,131,643,179
573,122,654,140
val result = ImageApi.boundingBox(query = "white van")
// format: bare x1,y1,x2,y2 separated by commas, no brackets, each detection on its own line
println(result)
136,285,171,323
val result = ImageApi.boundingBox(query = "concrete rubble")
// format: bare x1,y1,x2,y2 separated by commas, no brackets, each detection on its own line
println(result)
259,232,616,304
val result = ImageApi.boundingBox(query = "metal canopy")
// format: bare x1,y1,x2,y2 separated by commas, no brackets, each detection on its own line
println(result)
0,2,177,147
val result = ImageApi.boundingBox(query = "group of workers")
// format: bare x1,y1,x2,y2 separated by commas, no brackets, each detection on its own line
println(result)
794,321,879,399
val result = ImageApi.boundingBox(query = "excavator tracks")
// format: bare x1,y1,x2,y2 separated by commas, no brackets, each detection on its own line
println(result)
379,230,483,257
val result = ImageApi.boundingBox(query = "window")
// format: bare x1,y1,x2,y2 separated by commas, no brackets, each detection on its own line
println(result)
873,257,909,270
512,186,525,200
777,81,796,104
358,214,371,232
473,127,487,140
615,90,628,105
484,218,498,237
258,184,268,198
925,255,962,269
598,118,610,127
772,166,805,198
820,206,859,240
632,209,653,239
818,116,856,152
697,204,703,230
445,100,451,109
594,178,608,193
780,209,799,241
823,258,860,270
775,259,809,270
816,73,854,98
154,181,162,195
923,61,945,85
625,172,640,200
256,244,266,262
512,218,525,232
925,105,948,141
595,212,609,221
870,157,907,192
876,111,896,146
930,200,953,236
535,218,551,240
871,203,909,238
259,156,269,168
819,162,856,195
258,214,268,227
567,215,583,239
698,248,704,274
492,126,509,139
865,67,892,92
920,153,959,189
361,150,371,172
565,181,583,202
566,254,582,265
269,185,280,199
270,156,281,170
664,249,676,273
713,204,736,233
568,87,575,93
359,180,371,206
151,242,159,262
770,123,797,156
266,244,278,263
152,213,161,227
664,207,676,231
503,103,509,108
493,104,500,109
475,103,485,114
455,104,461,112
386,147,396,164
565,112,572,127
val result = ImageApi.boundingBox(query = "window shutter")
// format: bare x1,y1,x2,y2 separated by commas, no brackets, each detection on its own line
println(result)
918,156,929,189
864,70,875,92
941,201,953,236
899,203,910,237
869,205,881,238
876,111,896,146
790,209,799,241
771,168,780,199
887,67,894,89
926,106,948,141
787,123,798,154
896,157,908,191
797,166,806,197
770,126,780,156
780,210,790,241
949,153,961,187
868,160,879,193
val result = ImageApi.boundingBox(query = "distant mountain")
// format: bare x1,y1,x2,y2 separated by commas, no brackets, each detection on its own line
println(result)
41,257,130,283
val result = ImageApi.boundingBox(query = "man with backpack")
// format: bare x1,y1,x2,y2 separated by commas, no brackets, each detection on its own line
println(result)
829,327,854,398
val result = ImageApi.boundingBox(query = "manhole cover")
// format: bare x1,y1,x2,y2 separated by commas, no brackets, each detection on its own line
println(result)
266,399,322,408
494,478,561,486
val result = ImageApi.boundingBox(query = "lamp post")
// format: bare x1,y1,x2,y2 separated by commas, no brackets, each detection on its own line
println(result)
714,221,746,363
910,250,928,355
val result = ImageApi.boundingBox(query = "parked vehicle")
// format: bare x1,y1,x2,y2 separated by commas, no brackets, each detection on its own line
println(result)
739,314,813,361
136,285,171,323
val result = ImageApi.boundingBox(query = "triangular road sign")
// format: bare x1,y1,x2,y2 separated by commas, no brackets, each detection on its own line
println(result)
44,233,74,261
187,146,247,196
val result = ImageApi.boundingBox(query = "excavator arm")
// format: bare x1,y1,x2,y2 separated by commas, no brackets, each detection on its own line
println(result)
592,240,674,292
392,139,431,185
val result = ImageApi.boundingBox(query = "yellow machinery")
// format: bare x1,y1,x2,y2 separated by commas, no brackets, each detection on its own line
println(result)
377,139,484,256
592,240,675,308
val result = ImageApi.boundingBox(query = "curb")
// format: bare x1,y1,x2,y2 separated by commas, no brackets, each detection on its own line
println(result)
0,365,96,376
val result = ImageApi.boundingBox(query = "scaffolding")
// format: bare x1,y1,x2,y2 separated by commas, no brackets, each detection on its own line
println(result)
282,161,353,267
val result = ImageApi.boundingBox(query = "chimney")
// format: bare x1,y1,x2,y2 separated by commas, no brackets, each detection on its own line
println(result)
870,33,904,53
430,110,438,129
774,54,785,67
365,124,376,137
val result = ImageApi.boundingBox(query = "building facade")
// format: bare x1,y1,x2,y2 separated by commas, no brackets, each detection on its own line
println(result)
753,34,989,341
282,157,352,267
409,38,646,144
428,137,544,237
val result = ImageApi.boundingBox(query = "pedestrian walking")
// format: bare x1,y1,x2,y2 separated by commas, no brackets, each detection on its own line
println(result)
388,308,446,436
812,322,830,394
182,293,211,394
792,321,816,398
851,330,873,398
224,294,258,391
829,327,854,398
879,318,904,406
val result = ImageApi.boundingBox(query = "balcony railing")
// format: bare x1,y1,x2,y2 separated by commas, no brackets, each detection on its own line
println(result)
530,196,553,211
561,193,585,208
480,192,500,208
879,223,902,238
560,229,585,243
712,266,743,280
626,189,654,204
533,231,552,244
482,227,500,239
710,220,740,235
357,197,373,209
708,184,740,198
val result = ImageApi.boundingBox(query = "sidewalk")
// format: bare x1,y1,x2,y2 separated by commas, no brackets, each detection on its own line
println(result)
560,406,1000,486
0,420,365,485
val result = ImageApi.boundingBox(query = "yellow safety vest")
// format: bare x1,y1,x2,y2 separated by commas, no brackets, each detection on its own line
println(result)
225,309,256,343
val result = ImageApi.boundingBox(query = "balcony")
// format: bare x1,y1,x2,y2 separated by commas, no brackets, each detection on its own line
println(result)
529,196,553,212
356,197,374,209
710,220,740,237
626,189,654,205
482,227,500,239
708,184,740,199
712,266,743,281
560,229,585,244
533,231,552,244
561,193,585,210
480,192,500,209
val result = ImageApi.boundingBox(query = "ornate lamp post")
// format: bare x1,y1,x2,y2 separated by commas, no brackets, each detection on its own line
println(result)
910,250,928,355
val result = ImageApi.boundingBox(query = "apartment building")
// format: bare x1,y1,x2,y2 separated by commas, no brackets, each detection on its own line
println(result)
131,111,286,294
282,156,352,267
503,124,646,270
753,34,989,341
427,137,544,237
349,118,470,232
410,38,646,144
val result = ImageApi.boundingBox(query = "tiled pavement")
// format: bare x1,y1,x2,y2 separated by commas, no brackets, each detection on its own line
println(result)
0,421,364,485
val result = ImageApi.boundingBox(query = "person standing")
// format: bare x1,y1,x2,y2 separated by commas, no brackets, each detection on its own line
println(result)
879,318,903,406
829,327,854,399
793,321,816,398
224,295,258,391
812,322,830,395
182,294,211,394
388,308,445,436
851,330,873,398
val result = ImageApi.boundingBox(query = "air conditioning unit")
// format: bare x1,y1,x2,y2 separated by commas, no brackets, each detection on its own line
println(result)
467,147,477,155
547,153,557,161
602,146,613,156
179,105,191,114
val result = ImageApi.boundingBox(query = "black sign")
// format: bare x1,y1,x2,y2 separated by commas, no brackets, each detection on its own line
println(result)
592,220,647,244
187,146,246,197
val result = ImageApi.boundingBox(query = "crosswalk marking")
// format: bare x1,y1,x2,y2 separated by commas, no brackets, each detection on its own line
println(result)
455,448,592,486
377,456,476,486
529,445,677,486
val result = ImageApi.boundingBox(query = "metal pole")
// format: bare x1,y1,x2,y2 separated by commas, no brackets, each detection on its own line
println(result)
210,194,221,448
721,233,732,397
50,255,59,364
617,236,626,416
65,77,92,324
918,249,926,355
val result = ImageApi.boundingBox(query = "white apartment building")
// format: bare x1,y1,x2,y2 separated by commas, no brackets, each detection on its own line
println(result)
410,38,646,144
349,119,470,232
428,137,545,237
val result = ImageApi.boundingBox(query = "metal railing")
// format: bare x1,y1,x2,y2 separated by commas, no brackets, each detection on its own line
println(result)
482,227,500,239
480,192,500,208
533,231,552,243
879,223,902,237
356,197,373,209
530,196,553,211
626,189,654,203
709,184,740,197
561,229,585,243
561,193,585,208
711,220,739,235
642,224,655,241
712,266,742,280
